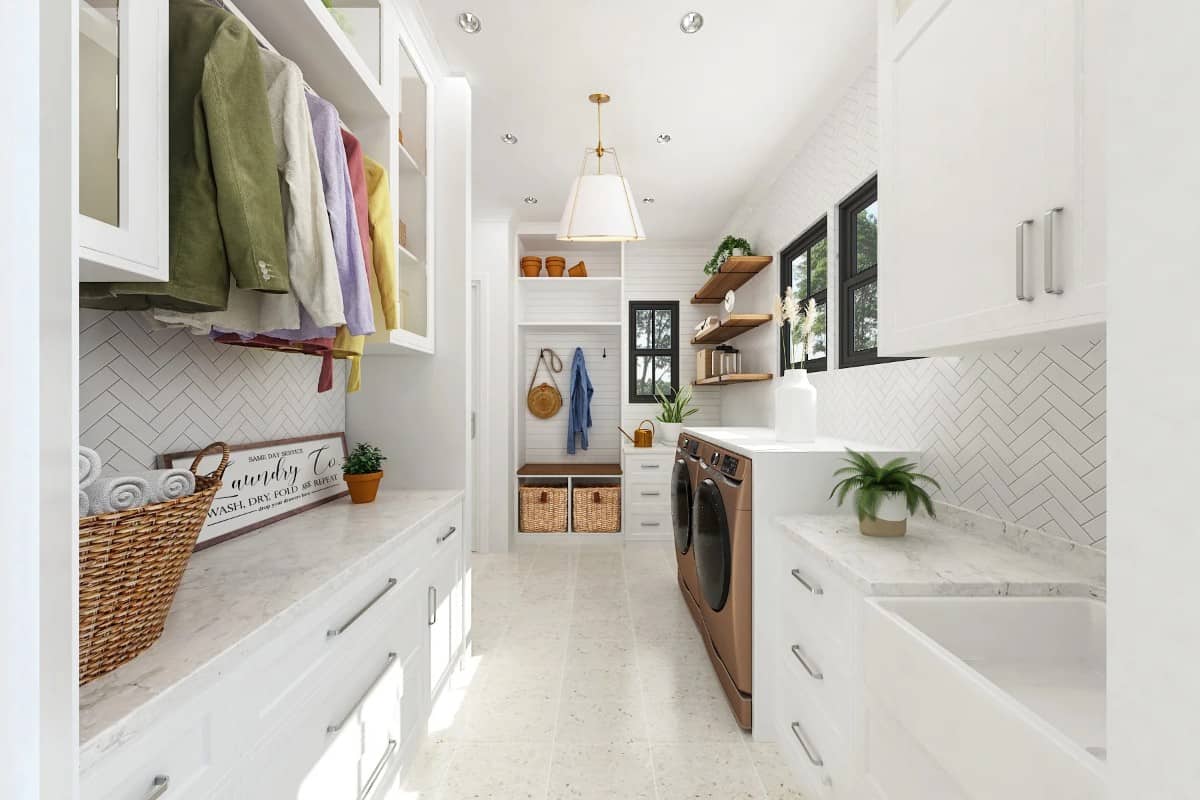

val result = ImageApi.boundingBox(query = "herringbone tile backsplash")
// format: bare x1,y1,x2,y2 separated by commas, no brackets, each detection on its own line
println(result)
80,310,347,473
811,340,1106,548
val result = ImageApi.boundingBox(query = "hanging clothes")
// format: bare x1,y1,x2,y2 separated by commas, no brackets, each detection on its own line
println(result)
567,347,594,454
152,48,343,334
342,129,375,279
81,0,288,313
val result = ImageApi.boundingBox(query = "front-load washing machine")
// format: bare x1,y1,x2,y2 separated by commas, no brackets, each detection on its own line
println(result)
692,444,753,729
671,434,706,630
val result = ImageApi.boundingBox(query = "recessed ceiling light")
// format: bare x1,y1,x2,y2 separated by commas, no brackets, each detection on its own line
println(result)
501,133,518,144
656,133,672,144
523,196,538,205
679,12,703,34
641,197,655,204
457,11,482,34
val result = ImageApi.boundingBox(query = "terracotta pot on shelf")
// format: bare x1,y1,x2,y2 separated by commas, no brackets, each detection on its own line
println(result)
520,256,543,277
344,471,383,504
545,256,567,277
568,260,588,277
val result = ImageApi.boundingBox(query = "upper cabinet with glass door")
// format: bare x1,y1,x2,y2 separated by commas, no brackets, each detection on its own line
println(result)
78,0,168,282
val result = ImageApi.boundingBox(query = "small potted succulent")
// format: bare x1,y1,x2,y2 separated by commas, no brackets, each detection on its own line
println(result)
654,384,700,445
829,449,940,537
704,235,754,275
343,442,387,504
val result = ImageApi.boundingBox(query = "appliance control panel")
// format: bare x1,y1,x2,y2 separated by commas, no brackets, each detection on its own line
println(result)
688,440,701,458
721,455,740,476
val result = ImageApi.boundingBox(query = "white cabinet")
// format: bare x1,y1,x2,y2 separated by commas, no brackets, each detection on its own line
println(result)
427,514,465,701
622,447,673,541
77,0,168,282
878,0,1106,355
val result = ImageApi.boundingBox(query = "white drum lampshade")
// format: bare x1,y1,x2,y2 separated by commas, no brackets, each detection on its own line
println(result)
558,172,646,242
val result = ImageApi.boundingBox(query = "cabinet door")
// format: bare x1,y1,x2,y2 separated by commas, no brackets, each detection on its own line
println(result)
427,532,462,701
78,0,168,281
880,0,1058,355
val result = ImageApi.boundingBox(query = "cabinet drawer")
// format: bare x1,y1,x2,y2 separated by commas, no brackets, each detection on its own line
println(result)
623,453,672,478
625,483,669,512
777,534,856,650
776,611,854,739
624,509,671,537
82,711,213,800
774,676,850,800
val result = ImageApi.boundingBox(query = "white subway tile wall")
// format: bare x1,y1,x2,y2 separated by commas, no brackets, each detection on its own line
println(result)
80,310,347,472
719,66,1106,548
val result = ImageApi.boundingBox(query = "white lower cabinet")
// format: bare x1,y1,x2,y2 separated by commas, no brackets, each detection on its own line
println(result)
82,498,465,800
622,447,674,541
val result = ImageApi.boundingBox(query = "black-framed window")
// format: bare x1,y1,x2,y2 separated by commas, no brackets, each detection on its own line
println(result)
779,219,829,373
629,301,679,403
839,176,896,368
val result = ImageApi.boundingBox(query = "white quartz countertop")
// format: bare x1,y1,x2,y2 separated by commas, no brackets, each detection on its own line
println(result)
682,426,911,457
79,489,462,758
622,442,676,454
778,512,1104,598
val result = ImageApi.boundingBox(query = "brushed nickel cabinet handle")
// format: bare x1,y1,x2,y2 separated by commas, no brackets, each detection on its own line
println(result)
640,491,661,497
327,578,397,638
437,525,457,544
327,652,398,734
791,721,824,767
428,586,437,626
791,644,824,680
145,775,169,800
1044,207,1064,294
790,568,823,595
358,739,398,800
640,521,661,527
1016,219,1034,301
640,463,661,470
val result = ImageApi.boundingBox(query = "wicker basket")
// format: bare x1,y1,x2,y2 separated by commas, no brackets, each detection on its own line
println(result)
78,442,231,684
519,485,568,532
573,486,621,533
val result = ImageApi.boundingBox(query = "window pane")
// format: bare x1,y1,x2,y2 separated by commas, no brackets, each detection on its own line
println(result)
809,302,827,360
810,239,828,293
791,252,808,298
635,310,653,349
852,281,878,352
654,309,672,349
855,200,878,273
653,356,673,396
635,356,654,397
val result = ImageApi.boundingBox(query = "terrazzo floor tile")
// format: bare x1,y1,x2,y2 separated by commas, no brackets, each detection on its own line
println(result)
650,742,766,800
546,743,657,800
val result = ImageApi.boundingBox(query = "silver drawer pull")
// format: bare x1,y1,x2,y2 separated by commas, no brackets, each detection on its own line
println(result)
1043,206,1064,294
1015,219,1033,301
640,521,661,527
145,775,170,800
791,721,824,767
327,652,398,734
437,525,458,544
358,739,398,800
640,490,661,497
640,463,661,470
790,568,823,595
328,578,398,638
791,644,824,680
428,586,438,626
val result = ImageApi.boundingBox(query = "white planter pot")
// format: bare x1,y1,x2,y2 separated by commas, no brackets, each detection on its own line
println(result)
657,421,682,445
861,492,909,537
875,492,908,522
774,369,817,442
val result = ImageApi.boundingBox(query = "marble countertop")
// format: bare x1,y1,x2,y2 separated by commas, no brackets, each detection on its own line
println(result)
777,512,1104,598
622,442,676,454
79,489,462,761
682,426,911,458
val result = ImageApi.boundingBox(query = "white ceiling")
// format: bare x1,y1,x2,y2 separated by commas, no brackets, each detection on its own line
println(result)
418,0,876,241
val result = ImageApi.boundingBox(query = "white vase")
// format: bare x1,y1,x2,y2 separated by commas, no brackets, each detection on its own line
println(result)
774,369,817,442
860,492,909,537
657,421,682,445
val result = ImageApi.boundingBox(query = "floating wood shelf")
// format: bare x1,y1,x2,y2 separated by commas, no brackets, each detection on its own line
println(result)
693,373,774,386
517,463,623,477
691,256,774,304
691,314,773,345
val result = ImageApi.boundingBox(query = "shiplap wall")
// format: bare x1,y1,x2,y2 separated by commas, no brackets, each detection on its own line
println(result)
622,243,721,432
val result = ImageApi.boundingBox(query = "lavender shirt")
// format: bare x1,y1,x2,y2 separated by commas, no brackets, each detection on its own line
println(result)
253,93,374,340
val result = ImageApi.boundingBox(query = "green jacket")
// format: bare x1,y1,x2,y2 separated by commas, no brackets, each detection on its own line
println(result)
81,0,289,313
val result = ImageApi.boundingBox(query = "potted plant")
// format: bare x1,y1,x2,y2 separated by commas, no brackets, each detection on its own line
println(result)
704,235,754,275
654,384,699,445
828,449,940,537
343,442,387,504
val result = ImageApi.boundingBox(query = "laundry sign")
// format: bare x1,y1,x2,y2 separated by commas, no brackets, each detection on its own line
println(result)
161,432,349,549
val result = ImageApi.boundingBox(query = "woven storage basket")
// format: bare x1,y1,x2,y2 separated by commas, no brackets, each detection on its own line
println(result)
519,485,568,532
573,486,621,533
78,442,231,684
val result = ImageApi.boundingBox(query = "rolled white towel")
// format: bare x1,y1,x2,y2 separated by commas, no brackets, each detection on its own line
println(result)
79,446,103,490
134,469,196,504
83,475,150,515
78,489,89,518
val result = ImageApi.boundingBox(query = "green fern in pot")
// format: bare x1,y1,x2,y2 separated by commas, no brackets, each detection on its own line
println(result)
829,449,940,537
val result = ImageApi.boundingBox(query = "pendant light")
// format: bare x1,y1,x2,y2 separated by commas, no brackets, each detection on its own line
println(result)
557,93,646,242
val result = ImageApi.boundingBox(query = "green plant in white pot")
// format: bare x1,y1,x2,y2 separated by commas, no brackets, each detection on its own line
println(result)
829,449,940,537
654,384,699,445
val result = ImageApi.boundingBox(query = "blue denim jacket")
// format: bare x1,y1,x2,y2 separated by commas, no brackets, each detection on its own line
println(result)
567,347,593,454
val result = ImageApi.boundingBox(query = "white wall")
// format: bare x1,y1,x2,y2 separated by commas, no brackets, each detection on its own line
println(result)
1106,4,1200,795
718,66,1107,549
622,242,721,433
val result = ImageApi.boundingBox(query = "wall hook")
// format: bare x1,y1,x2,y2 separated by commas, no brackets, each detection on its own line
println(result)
602,347,607,358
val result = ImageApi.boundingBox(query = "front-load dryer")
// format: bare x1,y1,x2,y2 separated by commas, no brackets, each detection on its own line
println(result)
671,434,705,629
692,445,753,729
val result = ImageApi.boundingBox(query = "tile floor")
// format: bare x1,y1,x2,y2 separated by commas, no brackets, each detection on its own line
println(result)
396,537,805,799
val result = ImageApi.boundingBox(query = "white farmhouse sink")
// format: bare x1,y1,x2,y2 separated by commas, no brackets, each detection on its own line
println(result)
863,596,1105,800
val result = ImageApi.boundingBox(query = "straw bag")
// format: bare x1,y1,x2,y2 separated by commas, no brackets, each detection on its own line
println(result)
527,348,563,419
78,442,231,684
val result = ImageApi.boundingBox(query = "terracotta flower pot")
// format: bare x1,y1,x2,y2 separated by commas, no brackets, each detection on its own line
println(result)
344,471,383,504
